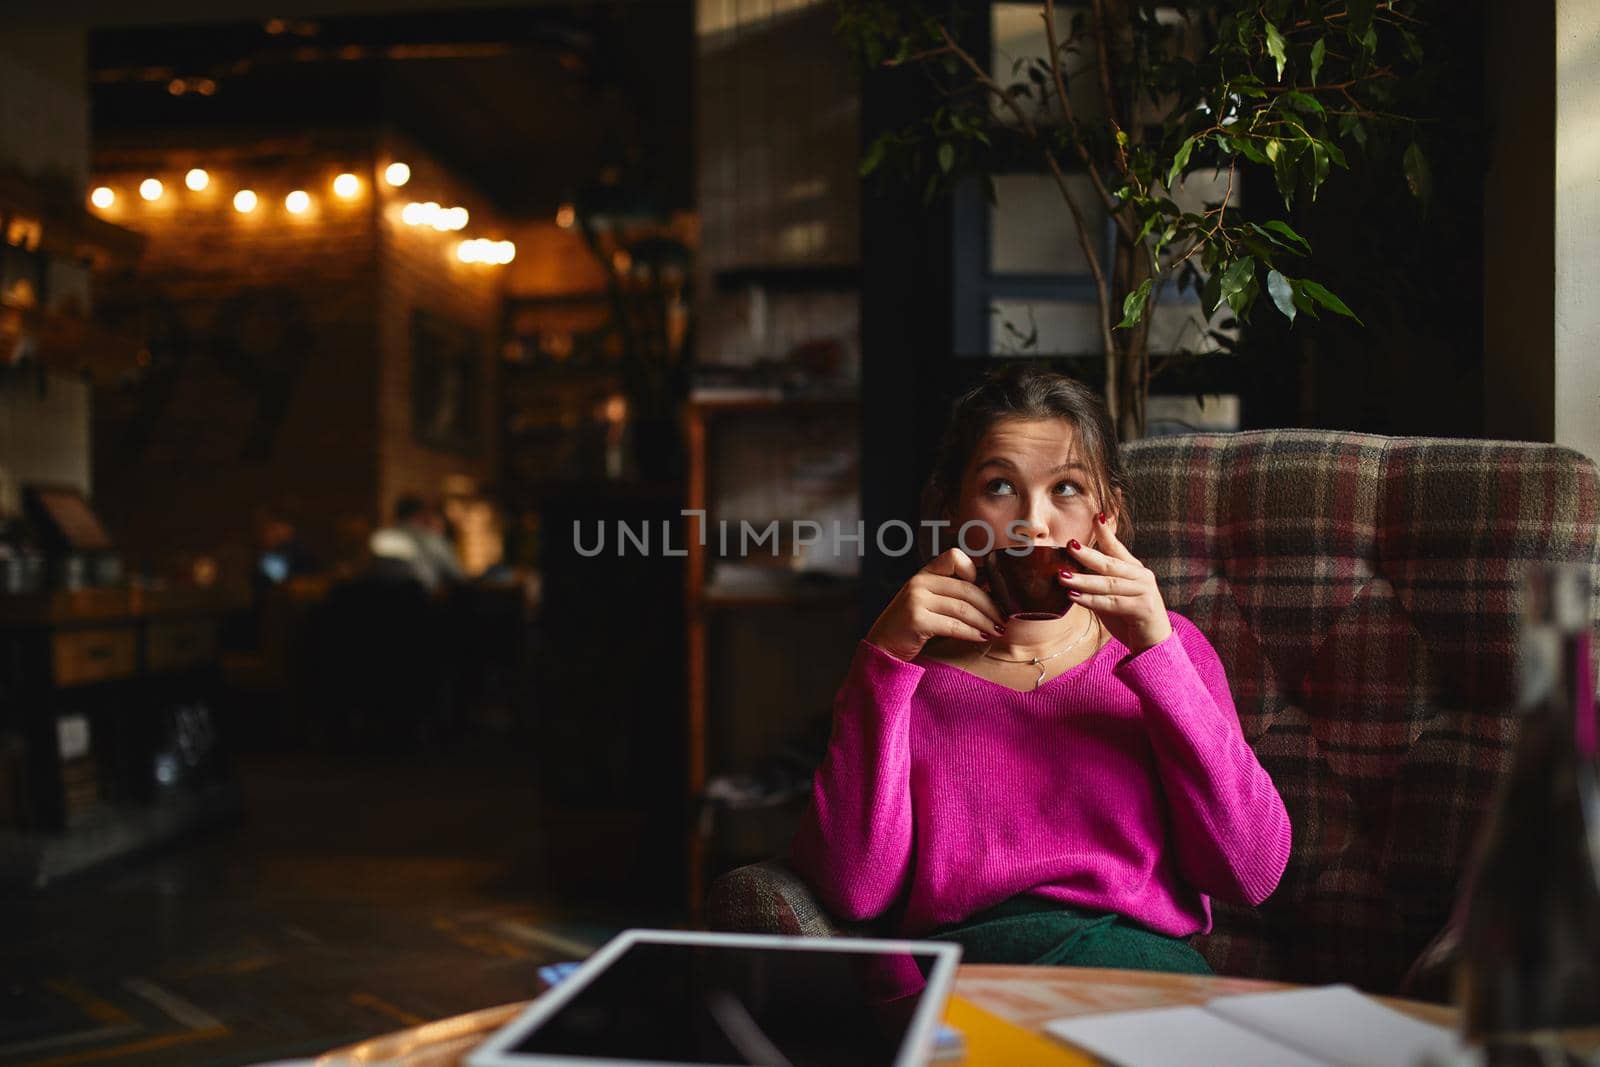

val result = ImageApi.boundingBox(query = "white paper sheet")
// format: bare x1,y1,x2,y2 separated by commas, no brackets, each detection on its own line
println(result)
1044,984,1463,1067
1046,1005,1330,1067
1206,985,1461,1067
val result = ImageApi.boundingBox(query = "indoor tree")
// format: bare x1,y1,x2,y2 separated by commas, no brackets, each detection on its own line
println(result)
839,0,1434,438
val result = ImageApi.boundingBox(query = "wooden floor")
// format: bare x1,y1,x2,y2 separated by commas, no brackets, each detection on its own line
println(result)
0,740,671,1067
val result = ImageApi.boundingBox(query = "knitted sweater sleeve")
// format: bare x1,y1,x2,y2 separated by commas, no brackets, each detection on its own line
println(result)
788,639,924,923
1116,613,1292,908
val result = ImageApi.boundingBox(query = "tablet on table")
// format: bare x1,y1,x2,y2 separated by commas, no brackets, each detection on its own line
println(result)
467,928,962,1067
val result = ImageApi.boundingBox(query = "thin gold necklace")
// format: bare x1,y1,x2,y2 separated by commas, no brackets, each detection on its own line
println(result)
980,612,1098,690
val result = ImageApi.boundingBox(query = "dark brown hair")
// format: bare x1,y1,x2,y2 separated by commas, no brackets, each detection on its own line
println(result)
920,362,1132,556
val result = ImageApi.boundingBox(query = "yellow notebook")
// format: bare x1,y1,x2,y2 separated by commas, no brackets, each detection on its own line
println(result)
944,994,1097,1066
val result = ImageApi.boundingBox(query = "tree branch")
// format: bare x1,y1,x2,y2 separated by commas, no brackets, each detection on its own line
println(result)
934,22,1116,358
1042,0,1136,241
1088,0,1122,137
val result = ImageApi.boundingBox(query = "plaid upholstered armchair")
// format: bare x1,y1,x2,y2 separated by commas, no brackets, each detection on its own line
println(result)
706,430,1600,996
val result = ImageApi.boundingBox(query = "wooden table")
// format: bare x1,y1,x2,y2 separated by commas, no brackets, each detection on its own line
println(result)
311,965,1457,1065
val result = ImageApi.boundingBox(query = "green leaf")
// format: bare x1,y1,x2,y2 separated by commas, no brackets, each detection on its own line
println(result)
1298,278,1363,323
859,135,888,178
1167,136,1196,188
1349,0,1376,37
1310,37,1326,85
1271,146,1297,208
1116,279,1154,329
1400,27,1424,63
1235,137,1269,165
1201,265,1223,315
1136,210,1162,245
1154,221,1180,261
1282,90,1326,119
1265,21,1288,82
1233,76,1268,99
1219,255,1256,299
938,142,955,174
1403,142,1433,210
1227,272,1260,319
1267,269,1296,323
1339,112,1368,149
1240,235,1278,266
1259,219,1312,254
1265,139,1283,162
1291,282,1320,318
1309,141,1331,201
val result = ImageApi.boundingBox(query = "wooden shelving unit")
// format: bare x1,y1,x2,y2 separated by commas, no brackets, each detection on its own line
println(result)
682,393,861,919
0,588,240,887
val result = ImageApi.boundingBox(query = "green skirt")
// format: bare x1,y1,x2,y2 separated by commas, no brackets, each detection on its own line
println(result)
924,895,1213,975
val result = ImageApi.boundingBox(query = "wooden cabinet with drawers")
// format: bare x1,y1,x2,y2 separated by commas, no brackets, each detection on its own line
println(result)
51,627,139,687
0,589,233,858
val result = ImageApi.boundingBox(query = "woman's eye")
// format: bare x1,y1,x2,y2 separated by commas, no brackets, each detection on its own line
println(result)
1054,481,1080,496
984,478,1014,496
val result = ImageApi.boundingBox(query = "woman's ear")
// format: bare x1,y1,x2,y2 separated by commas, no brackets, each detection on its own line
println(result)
1103,488,1124,541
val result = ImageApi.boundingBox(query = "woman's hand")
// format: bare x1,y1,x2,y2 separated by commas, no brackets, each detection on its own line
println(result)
1058,516,1173,653
865,548,1008,662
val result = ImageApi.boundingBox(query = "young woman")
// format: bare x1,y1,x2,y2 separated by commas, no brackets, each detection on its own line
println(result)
789,364,1291,973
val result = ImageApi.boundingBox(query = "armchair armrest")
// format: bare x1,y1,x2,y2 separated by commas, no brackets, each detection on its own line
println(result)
705,860,878,938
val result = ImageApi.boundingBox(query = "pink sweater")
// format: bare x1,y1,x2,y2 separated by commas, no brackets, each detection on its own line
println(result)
789,613,1292,938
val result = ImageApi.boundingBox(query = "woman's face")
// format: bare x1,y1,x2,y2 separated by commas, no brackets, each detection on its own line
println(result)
950,417,1114,553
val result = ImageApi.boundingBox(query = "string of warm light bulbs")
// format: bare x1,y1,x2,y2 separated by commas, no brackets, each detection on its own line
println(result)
88,159,514,265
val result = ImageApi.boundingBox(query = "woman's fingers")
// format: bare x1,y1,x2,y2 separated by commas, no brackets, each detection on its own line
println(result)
923,546,979,583
1093,515,1140,564
912,595,999,641
923,573,1007,629
1065,537,1145,580
1057,571,1143,598
934,610,996,644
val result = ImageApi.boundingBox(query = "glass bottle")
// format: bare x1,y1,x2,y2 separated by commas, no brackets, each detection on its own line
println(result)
1454,563,1600,1066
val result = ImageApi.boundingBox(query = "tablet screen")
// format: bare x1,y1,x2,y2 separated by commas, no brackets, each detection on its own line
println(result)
507,940,942,1066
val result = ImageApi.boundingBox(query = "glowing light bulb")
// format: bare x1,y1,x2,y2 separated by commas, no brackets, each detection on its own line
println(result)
456,240,480,264
139,178,164,202
285,190,310,214
384,162,411,187
555,203,576,229
333,173,360,199
497,240,516,264
90,187,115,209
233,189,258,213
184,168,209,191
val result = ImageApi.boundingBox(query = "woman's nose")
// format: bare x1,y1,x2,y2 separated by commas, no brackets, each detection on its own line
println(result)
1018,497,1052,539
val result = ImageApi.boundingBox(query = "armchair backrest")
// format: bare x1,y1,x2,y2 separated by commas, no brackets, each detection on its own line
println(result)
1123,430,1600,992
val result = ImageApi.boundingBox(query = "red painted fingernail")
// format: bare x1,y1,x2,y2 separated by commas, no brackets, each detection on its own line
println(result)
995,623,1006,634
1059,568,1073,579
1097,512,1107,524
1069,538,1082,550
1069,590,1082,598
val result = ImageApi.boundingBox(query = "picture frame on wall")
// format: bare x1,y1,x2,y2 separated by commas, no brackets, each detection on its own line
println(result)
412,309,482,453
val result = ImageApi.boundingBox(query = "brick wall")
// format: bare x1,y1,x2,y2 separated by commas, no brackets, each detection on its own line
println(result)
374,132,502,523
0,30,95,516
89,131,503,582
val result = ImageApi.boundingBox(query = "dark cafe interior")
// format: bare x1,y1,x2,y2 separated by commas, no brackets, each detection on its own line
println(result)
1,1,1597,1065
